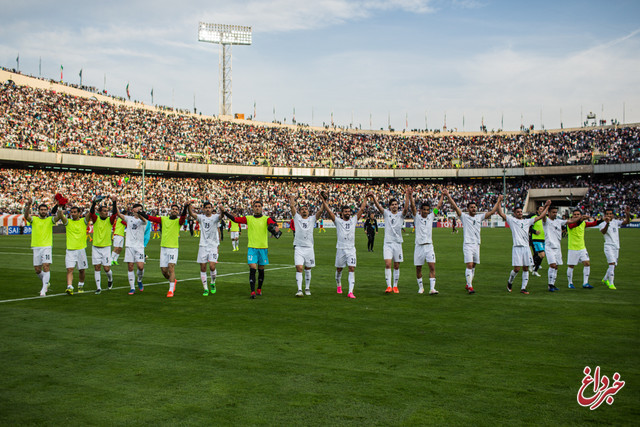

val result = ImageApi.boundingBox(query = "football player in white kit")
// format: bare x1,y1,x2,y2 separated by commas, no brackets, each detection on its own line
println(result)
497,200,551,294
111,196,147,295
188,202,222,296
542,206,569,292
599,206,631,290
321,194,368,299
444,189,502,294
409,188,444,295
369,188,412,294
289,193,326,297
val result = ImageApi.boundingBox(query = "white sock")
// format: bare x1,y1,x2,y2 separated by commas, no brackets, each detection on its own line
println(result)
465,268,473,288
336,271,342,287
296,271,303,291
40,271,49,292
429,277,436,291
583,266,590,285
201,272,208,290
607,265,615,286
548,268,557,286
95,271,102,290
472,268,476,279
37,271,44,279
112,252,120,262
508,270,518,284
305,270,311,289
393,269,399,287
78,281,84,288
521,271,529,290
348,271,355,294
385,268,392,287
210,270,216,284
169,280,176,292
128,271,135,289
137,268,144,282
106,270,113,281
567,267,574,285
417,277,424,291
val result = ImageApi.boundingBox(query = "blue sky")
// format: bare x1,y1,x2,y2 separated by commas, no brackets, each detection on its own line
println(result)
1,0,639,131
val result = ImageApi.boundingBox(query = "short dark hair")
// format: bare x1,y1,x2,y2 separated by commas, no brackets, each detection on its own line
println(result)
467,202,477,208
549,205,558,211
253,200,263,206
605,208,614,214
389,198,398,205
132,203,143,210
514,205,523,211
38,204,48,210
69,206,80,213
171,204,179,210
341,205,351,212
420,202,430,209
98,205,108,212
203,202,213,208
572,208,582,215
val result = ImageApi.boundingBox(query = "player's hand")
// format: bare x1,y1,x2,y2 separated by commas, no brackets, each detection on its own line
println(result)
545,199,551,207
498,194,504,201
625,206,630,214
25,196,32,206
111,195,117,202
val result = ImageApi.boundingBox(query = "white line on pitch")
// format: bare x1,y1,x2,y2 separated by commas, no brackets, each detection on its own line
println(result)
0,265,294,304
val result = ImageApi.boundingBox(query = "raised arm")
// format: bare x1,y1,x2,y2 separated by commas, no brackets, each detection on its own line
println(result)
356,196,368,220
321,197,335,222
485,195,504,220
403,187,412,217
435,192,445,212
23,197,33,223
111,195,126,222
289,194,297,218
409,189,417,217
315,196,326,218
496,199,507,221
622,206,631,226
369,192,384,214
443,188,462,217
532,200,552,223
187,203,198,220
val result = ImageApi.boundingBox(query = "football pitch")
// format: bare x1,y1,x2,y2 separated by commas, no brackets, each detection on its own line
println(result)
0,228,638,425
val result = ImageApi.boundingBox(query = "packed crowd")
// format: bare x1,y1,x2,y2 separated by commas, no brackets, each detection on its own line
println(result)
2,81,639,169
1,168,637,219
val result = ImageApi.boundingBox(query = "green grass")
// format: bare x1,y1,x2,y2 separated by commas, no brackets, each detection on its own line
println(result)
0,228,638,425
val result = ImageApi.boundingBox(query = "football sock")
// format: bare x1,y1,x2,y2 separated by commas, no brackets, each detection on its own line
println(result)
583,266,590,285
296,271,303,291
385,268,392,287
210,270,216,284
348,271,355,294
305,270,311,289
112,252,120,262
78,281,84,289
169,280,176,292
201,272,208,290
429,277,436,291
508,270,518,284
548,267,557,285
472,268,476,279
94,271,101,290
37,271,44,279
417,277,424,291
465,268,473,288
249,268,256,292
393,269,400,287
335,270,342,287
567,267,574,285
137,268,144,282
42,271,50,288
128,271,135,289
533,253,541,271
106,270,113,281
258,269,264,289
521,271,529,290
607,265,615,286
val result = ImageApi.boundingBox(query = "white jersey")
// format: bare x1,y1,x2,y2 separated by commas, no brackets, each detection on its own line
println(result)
506,216,537,247
414,212,435,245
460,213,485,245
123,215,146,249
599,219,622,249
335,216,358,249
293,214,316,248
543,218,567,249
383,209,405,244
197,213,220,248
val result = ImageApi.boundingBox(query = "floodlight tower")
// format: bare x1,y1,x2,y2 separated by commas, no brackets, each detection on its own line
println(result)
198,22,252,117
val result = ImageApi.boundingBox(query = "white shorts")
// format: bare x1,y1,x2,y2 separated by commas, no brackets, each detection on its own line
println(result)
124,246,145,263
335,248,357,268
32,246,52,266
604,246,619,265
113,235,125,248
463,243,480,264
512,246,534,267
567,249,589,265
546,247,563,266
92,246,112,266
383,242,404,262
294,246,316,268
414,244,435,266
197,246,219,263
230,231,239,239
66,249,89,269
160,247,179,268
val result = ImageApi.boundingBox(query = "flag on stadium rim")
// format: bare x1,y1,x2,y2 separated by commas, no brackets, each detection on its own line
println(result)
60,64,63,82
126,83,131,100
